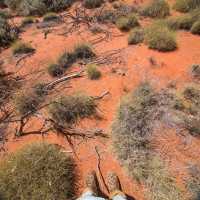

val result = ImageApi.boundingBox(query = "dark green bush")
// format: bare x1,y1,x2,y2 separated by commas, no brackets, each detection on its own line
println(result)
58,51,76,68
86,64,101,80
141,0,170,18
49,93,96,124
43,12,60,22
48,63,64,77
5,0,73,16
21,16,35,26
0,142,77,200
74,44,95,59
12,42,35,55
128,28,144,44
83,0,103,9
97,9,117,24
145,24,177,52
116,14,139,31
173,0,200,12
191,20,200,34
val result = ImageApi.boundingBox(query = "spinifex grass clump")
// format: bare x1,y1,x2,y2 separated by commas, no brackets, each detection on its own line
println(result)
58,51,76,68
43,12,60,22
191,64,200,79
83,0,103,9
0,142,78,200
141,0,170,18
49,93,97,124
12,41,35,55
86,64,101,80
48,63,64,77
128,28,144,44
191,20,200,34
21,16,36,27
74,43,95,59
173,0,200,12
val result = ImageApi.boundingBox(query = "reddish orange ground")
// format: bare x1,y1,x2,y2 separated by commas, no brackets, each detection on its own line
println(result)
1,1,200,199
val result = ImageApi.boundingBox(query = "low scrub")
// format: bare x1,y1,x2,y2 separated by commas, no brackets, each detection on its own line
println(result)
43,12,60,22
58,51,76,68
21,16,36,27
0,142,77,200
128,28,144,44
173,0,200,12
83,0,103,9
12,41,35,55
191,20,200,34
141,0,170,18
74,43,95,59
48,63,64,77
145,24,177,52
5,0,73,16
0,9,11,19
116,14,139,31
191,64,200,79
86,64,101,80
49,93,97,124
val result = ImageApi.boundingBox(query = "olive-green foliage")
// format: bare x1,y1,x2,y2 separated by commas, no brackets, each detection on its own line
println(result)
128,28,144,44
116,14,139,31
0,142,77,200
74,43,95,59
86,64,101,80
43,12,60,22
83,0,103,9
191,64,200,79
48,63,64,77
0,17,17,47
191,20,200,33
145,24,177,51
33,83,48,97
49,93,96,124
58,51,76,68
12,41,35,55
5,0,73,16
141,0,170,18
21,16,35,26
173,0,200,12
112,83,183,200
0,9,11,19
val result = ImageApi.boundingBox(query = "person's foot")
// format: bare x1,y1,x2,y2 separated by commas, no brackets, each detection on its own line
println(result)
85,171,98,195
107,172,121,193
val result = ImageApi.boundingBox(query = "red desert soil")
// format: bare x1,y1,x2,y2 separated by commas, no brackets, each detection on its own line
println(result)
1,3,200,199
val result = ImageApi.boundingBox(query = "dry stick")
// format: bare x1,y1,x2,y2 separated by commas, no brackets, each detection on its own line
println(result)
15,52,35,67
95,146,109,193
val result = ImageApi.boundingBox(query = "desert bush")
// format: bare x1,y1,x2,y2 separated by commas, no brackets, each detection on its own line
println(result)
58,51,76,68
74,43,95,59
48,63,64,77
86,64,101,80
5,0,73,16
0,142,77,200
191,64,200,79
43,12,60,22
141,0,170,18
0,17,17,47
49,93,96,124
191,20,200,34
116,14,139,31
145,24,177,51
21,16,35,26
173,0,200,12
128,28,144,44
183,86,200,105
33,83,48,97
97,9,117,24
0,9,11,19
83,0,103,9
12,41,35,55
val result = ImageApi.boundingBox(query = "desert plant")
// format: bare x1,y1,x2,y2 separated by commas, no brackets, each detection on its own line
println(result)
191,20,200,34
173,0,200,12
74,43,95,59
83,0,103,9
116,14,139,31
191,64,200,79
0,142,77,200
43,12,60,22
145,24,177,51
58,51,76,68
47,63,64,77
21,16,35,26
12,41,35,55
0,9,11,19
97,9,117,23
86,64,101,80
128,28,144,44
49,93,96,124
141,0,170,18
33,83,48,97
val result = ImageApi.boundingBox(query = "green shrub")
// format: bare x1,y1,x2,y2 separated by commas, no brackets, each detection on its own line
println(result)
5,0,73,16
145,24,177,52
97,9,117,24
83,0,103,9
173,0,200,13
58,51,76,68
49,93,96,124
128,28,144,44
47,63,64,77
12,41,35,55
0,17,17,47
74,43,95,59
191,20,200,33
86,64,101,80
191,64,200,79
0,9,11,19
116,14,139,31
141,0,170,18
33,83,48,97
21,16,36,27
43,12,60,22
0,142,77,200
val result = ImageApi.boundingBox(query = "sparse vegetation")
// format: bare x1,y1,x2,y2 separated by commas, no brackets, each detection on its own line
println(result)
191,20,200,34
83,0,103,9
128,28,144,45
33,83,48,97
74,43,95,59
12,41,35,55
48,63,64,77
58,51,76,68
116,14,139,31
173,0,200,13
43,12,60,22
21,16,35,27
145,24,177,52
191,64,200,79
0,142,77,200
49,93,96,124
86,64,101,80
141,0,170,18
